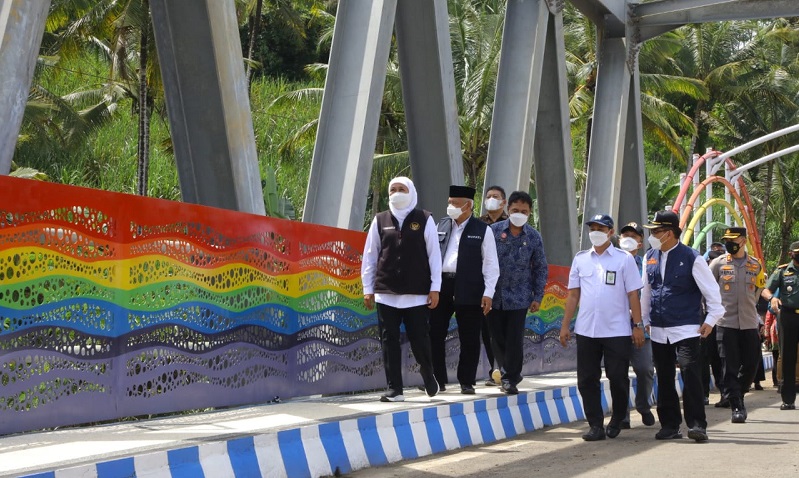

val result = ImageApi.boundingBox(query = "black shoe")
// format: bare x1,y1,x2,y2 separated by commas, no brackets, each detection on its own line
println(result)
501,380,519,395
687,427,708,442
379,389,405,402
641,411,655,426
605,422,621,439
582,425,606,441
460,384,476,395
754,382,764,391
619,421,631,429
731,409,746,423
780,402,795,410
424,377,440,398
714,398,730,408
655,428,682,440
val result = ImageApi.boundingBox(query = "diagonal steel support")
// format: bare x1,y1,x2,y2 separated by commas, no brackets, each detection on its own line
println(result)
484,0,577,266
618,68,647,229
0,0,51,175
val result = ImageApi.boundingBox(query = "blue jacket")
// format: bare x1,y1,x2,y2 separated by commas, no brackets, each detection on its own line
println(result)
646,243,703,327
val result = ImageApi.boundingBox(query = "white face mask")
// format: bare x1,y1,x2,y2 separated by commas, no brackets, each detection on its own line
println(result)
648,233,663,250
509,213,528,227
588,230,609,247
619,236,639,252
484,197,502,211
447,204,464,220
388,191,411,209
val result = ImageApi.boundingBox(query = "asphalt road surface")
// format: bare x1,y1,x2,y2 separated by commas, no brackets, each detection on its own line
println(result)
348,385,799,477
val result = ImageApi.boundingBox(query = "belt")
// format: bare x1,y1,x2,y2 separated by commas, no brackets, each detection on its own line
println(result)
442,272,457,279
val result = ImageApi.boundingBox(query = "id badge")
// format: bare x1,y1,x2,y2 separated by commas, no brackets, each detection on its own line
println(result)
605,271,616,285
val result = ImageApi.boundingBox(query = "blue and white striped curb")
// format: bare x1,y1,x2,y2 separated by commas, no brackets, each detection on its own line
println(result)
21,354,773,478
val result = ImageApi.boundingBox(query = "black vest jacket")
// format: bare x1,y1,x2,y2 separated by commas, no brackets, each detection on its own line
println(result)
438,216,486,305
373,209,432,295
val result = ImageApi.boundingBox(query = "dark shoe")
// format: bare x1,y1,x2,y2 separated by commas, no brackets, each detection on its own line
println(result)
703,397,710,406
484,378,499,386
641,411,656,426
582,425,606,441
714,398,730,408
754,382,764,391
687,427,708,442
501,381,519,395
780,402,795,410
460,384,476,395
655,428,682,440
605,422,621,439
424,377,440,398
419,383,446,393
380,390,405,402
619,421,631,429
731,409,746,423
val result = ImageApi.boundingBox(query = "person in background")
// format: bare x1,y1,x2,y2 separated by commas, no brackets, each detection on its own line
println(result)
361,177,441,402
430,185,499,395
489,191,548,395
618,222,656,429
702,249,725,407
479,185,508,386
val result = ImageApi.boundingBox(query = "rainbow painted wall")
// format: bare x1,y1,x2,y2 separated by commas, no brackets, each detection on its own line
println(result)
0,176,572,435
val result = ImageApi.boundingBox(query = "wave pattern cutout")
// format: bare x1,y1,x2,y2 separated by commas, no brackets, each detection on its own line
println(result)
0,176,571,436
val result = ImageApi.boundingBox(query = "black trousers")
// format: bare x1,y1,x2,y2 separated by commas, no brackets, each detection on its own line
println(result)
487,308,527,386
576,334,631,428
652,336,706,429
700,326,723,397
481,313,496,375
376,303,435,393
430,277,483,386
717,327,761,408
780,309,799,404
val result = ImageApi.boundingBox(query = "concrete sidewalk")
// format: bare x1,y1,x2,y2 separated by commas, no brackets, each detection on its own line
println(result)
3,353,774,478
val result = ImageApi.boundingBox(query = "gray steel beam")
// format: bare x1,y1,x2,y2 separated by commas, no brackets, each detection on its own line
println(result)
150,0,265,215
617,68,648,228
395,0,463,218
302,1,397,229
533,10,579,266
568,0,627,29
633,0,799,27
581,36,630,248
0,0,50,175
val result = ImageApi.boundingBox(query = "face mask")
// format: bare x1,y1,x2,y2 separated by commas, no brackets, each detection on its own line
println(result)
388,192,411,209
484,197,502,211
447,204,463,220
724,241,740,255
648,233,663,250
620,236,639,252
588,231,609,247
509,213,528,227
792,253,799,263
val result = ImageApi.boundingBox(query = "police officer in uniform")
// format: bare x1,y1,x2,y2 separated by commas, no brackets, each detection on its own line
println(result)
430,185,499,394
763,240,799,410
361,177,441,402
709,227,766,423
641,211,724,442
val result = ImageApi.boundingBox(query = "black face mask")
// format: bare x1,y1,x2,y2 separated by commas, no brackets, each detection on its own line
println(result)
724,241,740,255
793,253,799,263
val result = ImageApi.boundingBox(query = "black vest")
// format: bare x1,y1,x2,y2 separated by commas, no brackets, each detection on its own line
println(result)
373,209,432,295
646,243,703,327
438,216,487,305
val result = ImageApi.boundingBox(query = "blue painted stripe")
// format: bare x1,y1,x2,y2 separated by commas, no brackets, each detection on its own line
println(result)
392,411,418,460
552,388,570,422
168,447,205,478
516,393,535,432
318,422,351,475
536,391,553,426
227,436,261,478
96,457,135,477
568,386,584,420
473,400,496,443
495,396,517,438
423,408,446,454
449,402,472,447
277,428,311,478
357,416,388,466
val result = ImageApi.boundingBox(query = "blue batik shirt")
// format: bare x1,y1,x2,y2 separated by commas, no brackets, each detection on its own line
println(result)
490,220,549,310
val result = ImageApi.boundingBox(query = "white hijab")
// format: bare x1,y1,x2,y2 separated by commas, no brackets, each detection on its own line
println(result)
387,176,417,225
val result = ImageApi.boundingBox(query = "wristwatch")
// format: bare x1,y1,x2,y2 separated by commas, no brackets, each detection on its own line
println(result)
634,322,645,329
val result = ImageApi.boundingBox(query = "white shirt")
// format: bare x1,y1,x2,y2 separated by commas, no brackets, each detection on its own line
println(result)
641,242,725,344
568,245,643,338
441,216,499,298
361,215,442,308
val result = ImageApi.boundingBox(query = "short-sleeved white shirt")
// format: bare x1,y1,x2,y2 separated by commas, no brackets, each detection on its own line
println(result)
568,245,644,338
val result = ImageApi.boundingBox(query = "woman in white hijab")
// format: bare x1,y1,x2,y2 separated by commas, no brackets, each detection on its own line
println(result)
361,176,442,402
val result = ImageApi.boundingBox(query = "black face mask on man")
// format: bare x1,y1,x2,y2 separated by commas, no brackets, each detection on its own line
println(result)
724,241,740,255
